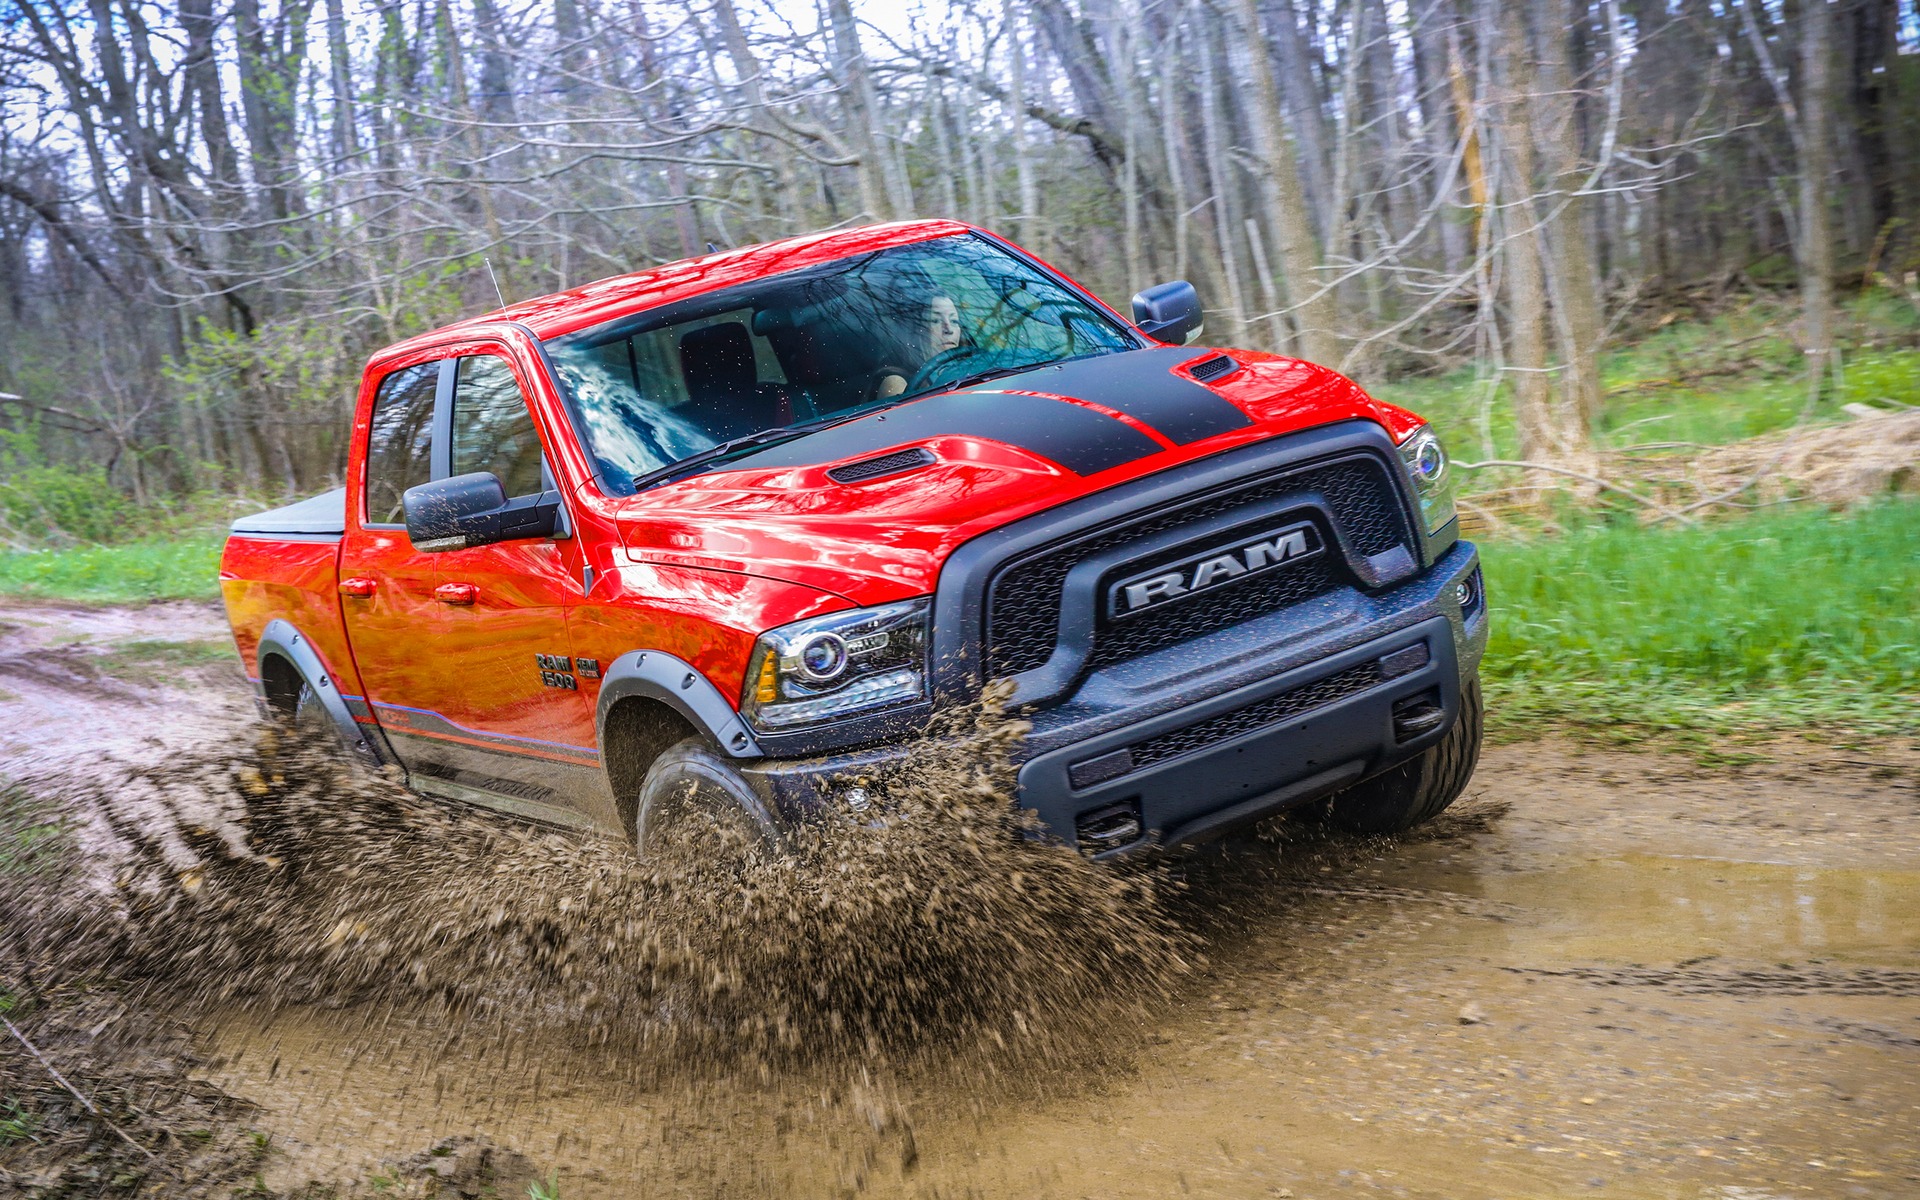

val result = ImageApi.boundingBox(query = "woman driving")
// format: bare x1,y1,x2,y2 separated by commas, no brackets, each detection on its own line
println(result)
875,292,966,399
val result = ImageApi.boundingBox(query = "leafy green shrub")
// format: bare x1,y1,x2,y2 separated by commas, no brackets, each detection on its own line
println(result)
1841,350,1920,409
0,461,135,545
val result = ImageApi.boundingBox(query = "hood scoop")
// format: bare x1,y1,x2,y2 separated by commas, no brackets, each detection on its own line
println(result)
826,446,938,484
1188,354,1238,382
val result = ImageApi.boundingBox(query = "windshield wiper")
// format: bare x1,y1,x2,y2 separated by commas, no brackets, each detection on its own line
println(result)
627,424,817,492
895,361,1059,402
916,350,1118,399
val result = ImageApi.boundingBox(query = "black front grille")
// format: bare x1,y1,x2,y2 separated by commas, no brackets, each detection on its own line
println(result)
985,456,1409,677
1090,554,1338,669
1129,661,1383,769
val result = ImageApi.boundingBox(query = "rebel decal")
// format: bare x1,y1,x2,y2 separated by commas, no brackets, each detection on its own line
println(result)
729,390,1162,476
972,347,1254,445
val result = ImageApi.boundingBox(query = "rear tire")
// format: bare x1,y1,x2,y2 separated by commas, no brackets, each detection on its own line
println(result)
634,737,781,863
285,679,380,774
1321,676,1483,834
291,681,338,743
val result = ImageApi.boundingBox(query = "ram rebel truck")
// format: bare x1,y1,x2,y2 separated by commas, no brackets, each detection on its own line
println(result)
221,220,1486,857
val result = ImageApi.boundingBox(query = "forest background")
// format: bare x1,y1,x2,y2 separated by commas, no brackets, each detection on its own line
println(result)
0,0,1916,739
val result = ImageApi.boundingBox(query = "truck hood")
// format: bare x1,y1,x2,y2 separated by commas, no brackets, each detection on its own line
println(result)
608,347,1403,605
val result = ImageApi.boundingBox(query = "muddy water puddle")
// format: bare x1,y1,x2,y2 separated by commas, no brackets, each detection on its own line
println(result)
192,743,1920,1199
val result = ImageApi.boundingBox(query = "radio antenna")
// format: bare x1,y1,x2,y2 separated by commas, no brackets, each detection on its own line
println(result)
483,256,508,310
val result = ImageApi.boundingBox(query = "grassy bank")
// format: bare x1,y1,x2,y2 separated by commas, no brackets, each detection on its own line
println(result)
0,501,1912,747
0,535,223,604
1479,498,1920,743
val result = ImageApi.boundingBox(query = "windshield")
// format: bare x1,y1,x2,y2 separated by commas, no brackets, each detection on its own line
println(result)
542,233,1139,492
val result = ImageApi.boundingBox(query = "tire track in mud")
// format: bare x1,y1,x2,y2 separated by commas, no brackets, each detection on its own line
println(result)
1504,963,1920,996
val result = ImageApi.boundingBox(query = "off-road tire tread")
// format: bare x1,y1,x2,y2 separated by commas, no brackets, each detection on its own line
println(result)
1324,676,1482,833
633,736,780,854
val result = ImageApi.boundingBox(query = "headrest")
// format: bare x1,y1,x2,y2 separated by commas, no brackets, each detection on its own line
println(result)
679,323,756,398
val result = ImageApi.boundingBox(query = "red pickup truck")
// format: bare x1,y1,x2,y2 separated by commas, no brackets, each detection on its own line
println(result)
221,220,1485,857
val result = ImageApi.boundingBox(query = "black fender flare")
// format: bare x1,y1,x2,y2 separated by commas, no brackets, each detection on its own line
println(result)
256,618,393,767
594,650,762,759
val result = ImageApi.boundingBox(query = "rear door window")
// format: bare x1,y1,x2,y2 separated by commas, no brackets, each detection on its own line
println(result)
364,361,439,526
450,355,547,499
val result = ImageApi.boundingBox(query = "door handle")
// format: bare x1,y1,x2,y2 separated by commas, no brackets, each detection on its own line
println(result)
435,582,479,606
339,577,376,598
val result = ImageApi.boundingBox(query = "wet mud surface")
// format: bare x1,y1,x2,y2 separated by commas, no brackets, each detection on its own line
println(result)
2,599,1916,1198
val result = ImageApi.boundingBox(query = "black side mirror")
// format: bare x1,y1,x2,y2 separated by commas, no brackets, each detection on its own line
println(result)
403,472,561,552
1131,280,1204,345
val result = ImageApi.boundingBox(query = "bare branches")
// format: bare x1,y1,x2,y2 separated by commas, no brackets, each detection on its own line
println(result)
0,0,1905,506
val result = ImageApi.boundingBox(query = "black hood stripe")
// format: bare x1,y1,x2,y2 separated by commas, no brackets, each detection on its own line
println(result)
728,389,1161,476
971,347,1254,445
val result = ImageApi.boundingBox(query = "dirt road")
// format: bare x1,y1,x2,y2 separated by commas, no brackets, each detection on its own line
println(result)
3,598,1916,1198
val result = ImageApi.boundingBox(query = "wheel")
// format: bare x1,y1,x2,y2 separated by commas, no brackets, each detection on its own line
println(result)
1321,677,1483,834
291,680,338,742
286,678,379,773
634,737,781,863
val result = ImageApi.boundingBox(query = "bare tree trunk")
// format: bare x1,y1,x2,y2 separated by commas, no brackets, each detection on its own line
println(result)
1007,0,1043,249
826,0,905,219
324,0,359,163
1232,0,1338,365
1534,0,1607,431
1798,0,1835,396
1495,0,1591,470
1198,21,1251,345
1261,0,1334,246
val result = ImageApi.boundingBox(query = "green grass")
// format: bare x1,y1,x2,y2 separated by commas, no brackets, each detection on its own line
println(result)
91,638,236,683
1377,292,1920,466
0,1098,40,1146
1479,498,1920,743
0,535,223,603
0,796,68,879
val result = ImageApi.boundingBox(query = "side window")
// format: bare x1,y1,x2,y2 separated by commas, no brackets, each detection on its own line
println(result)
451,355,546,499
364,361,438,526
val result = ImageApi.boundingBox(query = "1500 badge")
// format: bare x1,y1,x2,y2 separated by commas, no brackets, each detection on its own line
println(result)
534,653,599,689
1107,522,1323,618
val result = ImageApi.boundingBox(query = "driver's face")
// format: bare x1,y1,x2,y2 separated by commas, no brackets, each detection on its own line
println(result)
923,297,961,354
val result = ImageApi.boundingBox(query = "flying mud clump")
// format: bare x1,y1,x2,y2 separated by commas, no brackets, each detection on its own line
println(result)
0,689,1193,1072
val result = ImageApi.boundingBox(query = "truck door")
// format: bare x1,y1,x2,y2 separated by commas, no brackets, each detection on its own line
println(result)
337,358,459,775
426,351,604,828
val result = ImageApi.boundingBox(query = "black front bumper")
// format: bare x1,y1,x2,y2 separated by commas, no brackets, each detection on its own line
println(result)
745,540,1486,856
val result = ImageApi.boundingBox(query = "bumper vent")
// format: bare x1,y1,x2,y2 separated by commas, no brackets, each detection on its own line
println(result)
828,446,936,484
1129,661,1383,770
985,457,1411,677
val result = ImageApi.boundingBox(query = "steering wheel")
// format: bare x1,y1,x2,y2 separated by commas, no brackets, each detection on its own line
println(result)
904,345,990,395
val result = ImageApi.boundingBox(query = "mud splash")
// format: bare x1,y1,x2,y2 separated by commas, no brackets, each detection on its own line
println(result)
2,692,1191,1077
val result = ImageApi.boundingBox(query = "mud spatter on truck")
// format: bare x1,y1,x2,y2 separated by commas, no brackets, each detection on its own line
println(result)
0,690,1192,1076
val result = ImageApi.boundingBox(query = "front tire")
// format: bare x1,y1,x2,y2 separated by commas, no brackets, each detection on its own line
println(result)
1321,677,1483,834
634,737,781,863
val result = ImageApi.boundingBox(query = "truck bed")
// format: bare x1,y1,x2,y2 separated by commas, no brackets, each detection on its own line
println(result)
221,489,362,711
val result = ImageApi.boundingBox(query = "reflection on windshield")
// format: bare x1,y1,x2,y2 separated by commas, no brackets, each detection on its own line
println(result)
543,233,1136,492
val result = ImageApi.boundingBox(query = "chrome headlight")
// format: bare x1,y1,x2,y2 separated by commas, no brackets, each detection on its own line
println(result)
1396,424,1456,536
741,598,930,731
